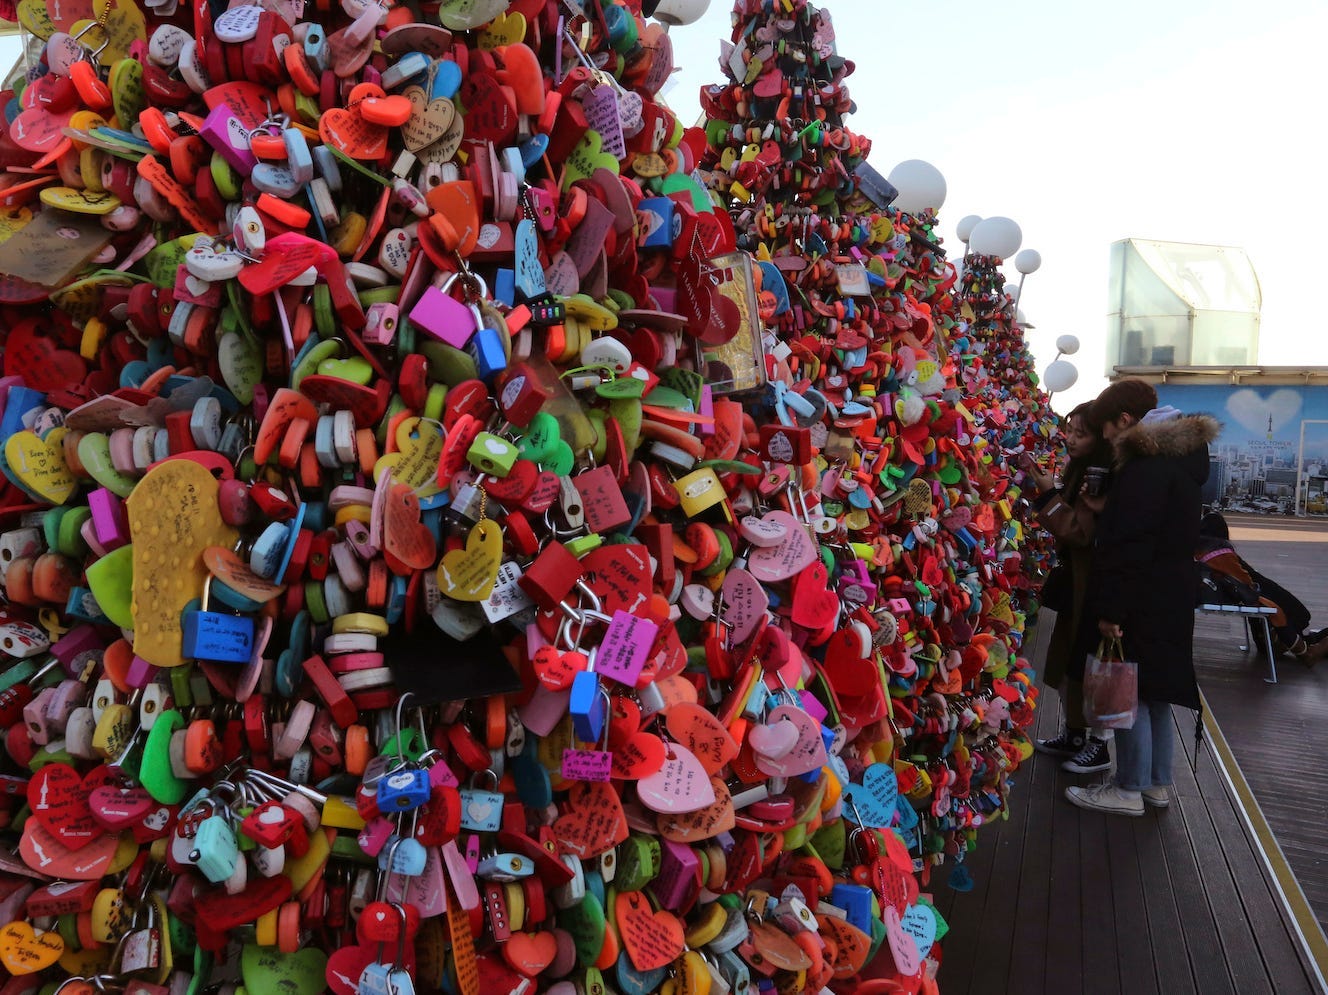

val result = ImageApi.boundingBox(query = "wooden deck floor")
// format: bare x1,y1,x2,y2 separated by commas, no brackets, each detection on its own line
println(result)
934,520,1328,993
1192,515,1328,933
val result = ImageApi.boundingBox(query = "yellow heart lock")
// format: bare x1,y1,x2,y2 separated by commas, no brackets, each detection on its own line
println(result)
437,520,503,602
5,429,77,505
0,921,65,975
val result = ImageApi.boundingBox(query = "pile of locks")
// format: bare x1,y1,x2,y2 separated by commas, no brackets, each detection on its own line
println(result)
0,0,1050,992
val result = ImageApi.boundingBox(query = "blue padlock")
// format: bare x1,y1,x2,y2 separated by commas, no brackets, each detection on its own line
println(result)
569,668,606,744
468,325,508,382
182,577,254,664
376,764,431,813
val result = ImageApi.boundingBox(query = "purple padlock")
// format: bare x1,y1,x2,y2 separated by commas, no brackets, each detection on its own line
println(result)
593,610,659,687
408,285,479,349
88,488,130,551
199,103,258,177
51,625,106,678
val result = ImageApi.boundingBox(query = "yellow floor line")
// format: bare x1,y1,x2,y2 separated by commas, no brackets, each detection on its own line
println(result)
1201,690,1328,991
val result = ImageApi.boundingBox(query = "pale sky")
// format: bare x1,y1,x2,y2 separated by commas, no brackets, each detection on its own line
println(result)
7,1,1327,412
661,0,1328,410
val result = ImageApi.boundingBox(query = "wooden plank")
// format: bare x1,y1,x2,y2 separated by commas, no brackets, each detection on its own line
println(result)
1187,730,1318,992
1004,706,1058,995
1043,756,1083,992
1104,806,1160,994
1131,810,1200,995
1078,800,1121,995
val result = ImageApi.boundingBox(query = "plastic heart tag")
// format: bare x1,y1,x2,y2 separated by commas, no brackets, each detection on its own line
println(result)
614,891,684,972
746,511,816,583
384,483,437,573
87,784,154,832
747,718,799,761
27,764,102,850
754,705,827,778
437,520,502,601
791,560,839,630
318,107,388,160
0,921,63,975
4,430,76,505
883,904,921,977
241,944,327,995
720,568,768,643
636,743,715,814
900,904,937,959
842,763,900,827
663,703,738,776
656,776,736,844
551,781,627,859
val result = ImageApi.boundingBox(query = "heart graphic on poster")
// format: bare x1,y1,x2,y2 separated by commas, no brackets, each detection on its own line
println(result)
1224,388,1301,435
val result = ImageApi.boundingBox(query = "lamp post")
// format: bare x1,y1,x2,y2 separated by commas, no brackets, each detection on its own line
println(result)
1043,334,1080,399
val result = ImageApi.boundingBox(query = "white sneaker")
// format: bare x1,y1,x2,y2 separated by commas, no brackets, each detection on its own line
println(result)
1065,782,1144,816
1142,786,1171,809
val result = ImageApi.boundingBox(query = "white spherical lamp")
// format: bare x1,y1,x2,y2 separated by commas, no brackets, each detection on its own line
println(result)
1055,334,1081,356
1005,284,1019,303
968,216,1022,259
887,160,947,215
649,0,710,26
1043,360,1078,393
956,214,982,243
1014,249,1041,275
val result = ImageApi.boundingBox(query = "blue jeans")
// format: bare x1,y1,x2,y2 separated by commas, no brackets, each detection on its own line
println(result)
1113,699,1174,792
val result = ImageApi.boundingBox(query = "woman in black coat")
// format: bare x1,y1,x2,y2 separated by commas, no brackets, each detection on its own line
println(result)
1064,379,1220,817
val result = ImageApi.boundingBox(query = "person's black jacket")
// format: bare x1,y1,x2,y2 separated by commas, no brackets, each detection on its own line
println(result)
1088,412,1221,709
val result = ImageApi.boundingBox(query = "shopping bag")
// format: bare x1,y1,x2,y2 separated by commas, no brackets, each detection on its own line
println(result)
1083,637,1138,729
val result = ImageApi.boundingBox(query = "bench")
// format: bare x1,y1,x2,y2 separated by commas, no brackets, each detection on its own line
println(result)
1195,603,1280,684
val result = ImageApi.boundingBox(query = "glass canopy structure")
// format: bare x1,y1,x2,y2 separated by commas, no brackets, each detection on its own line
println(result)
1106,239,1262,373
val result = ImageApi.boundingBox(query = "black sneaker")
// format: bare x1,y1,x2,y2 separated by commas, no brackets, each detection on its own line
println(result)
1034,729,1085,757
1062,737,1111,774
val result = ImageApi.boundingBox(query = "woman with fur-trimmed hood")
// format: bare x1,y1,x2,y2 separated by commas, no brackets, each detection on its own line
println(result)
1065,378,1221,817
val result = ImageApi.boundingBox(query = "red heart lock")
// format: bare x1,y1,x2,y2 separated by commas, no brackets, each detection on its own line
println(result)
26,763,109,852
821,626,879,699
4,320,88,390
551,781,627,859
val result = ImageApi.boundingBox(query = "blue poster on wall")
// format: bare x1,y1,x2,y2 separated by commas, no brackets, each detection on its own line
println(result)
1154,384,1328,516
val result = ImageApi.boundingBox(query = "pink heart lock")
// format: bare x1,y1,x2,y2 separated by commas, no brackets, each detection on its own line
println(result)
754,705,828,778
636,743,716,814
87,785,154,831
747,719,800,761
746,511,817,583
720,568,768,644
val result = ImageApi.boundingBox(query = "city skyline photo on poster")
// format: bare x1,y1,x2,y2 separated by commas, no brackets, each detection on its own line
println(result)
1155,383,1328,516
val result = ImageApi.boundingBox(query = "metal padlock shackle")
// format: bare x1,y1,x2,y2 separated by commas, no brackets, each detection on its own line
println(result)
391,691,418,769
68,20,112,61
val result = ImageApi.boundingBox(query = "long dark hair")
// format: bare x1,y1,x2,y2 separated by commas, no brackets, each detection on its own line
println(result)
1060,402,1112,501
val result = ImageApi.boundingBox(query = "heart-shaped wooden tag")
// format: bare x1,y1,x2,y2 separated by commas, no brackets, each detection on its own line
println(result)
402,87,456,152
